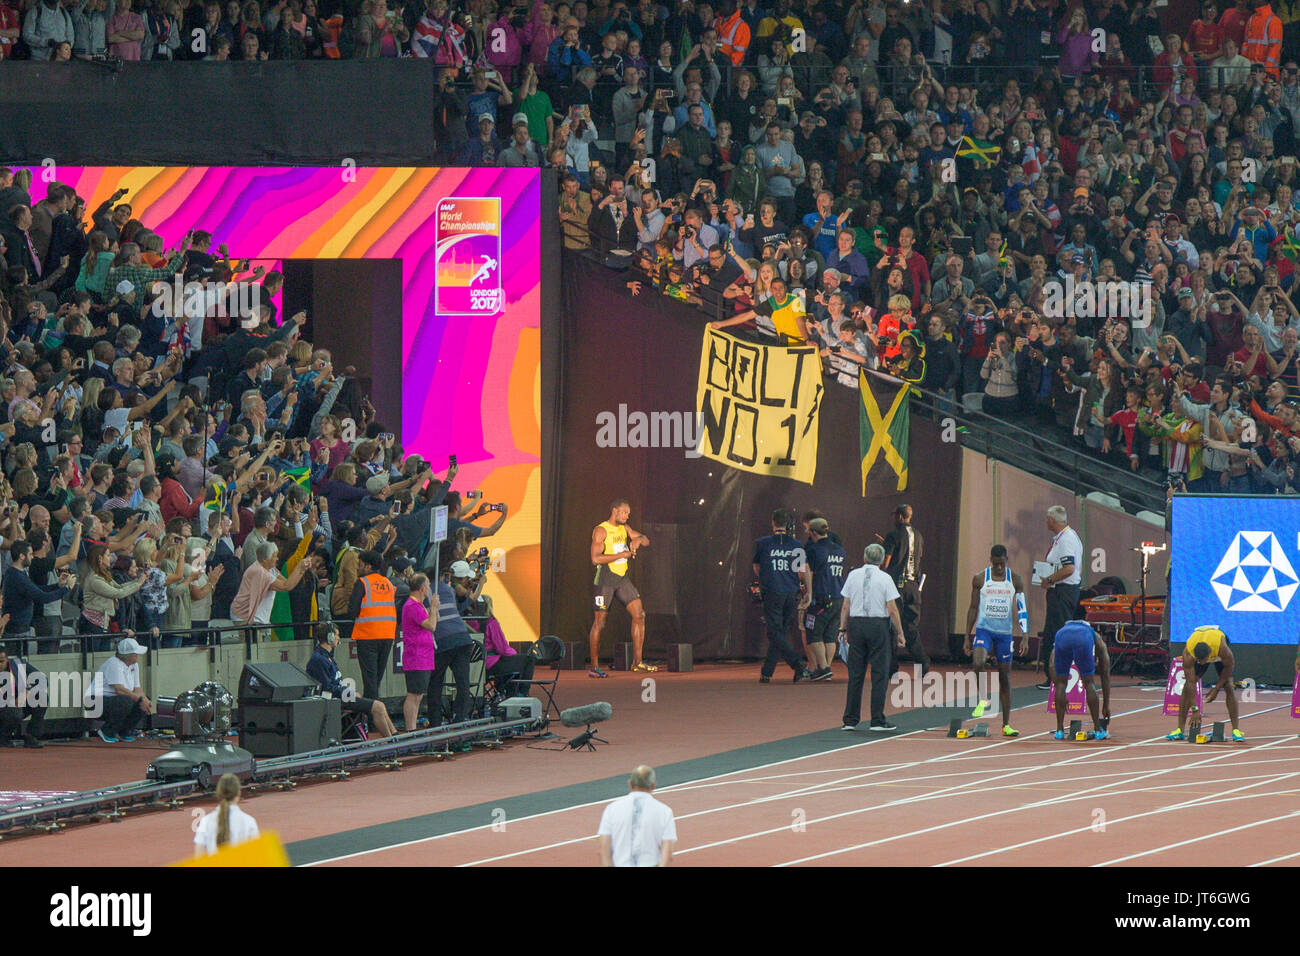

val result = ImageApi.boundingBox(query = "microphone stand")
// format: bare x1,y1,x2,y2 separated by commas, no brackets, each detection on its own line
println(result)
567,723,609,751
1130,542,1167,684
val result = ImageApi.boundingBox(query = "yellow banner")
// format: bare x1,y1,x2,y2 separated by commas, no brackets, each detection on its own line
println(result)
174,831,290,867
695,328,824,485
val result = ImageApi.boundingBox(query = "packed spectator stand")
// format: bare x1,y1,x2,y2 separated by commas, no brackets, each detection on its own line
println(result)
3,0,1300,721
0,174,523,743
518,0,1300,500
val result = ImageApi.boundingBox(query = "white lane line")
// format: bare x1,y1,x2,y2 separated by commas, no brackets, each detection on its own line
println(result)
767,730,1295,867
930,736,1299,867
1249,849,1300,867
303,721,929,866
453,703,1158,867
671,706,1166,860
1094,809,1300,866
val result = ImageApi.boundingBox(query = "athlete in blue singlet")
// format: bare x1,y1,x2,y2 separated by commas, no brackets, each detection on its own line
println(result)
964,544,1029,737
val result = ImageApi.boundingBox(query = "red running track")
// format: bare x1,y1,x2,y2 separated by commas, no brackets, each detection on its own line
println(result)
1,666,1296,867
309,690,1300,868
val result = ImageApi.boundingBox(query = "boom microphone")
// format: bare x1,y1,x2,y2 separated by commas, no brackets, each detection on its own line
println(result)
560,702,613,727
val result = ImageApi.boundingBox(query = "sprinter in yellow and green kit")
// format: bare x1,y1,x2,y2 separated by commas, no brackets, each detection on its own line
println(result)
589,499,653,678
1167,625,1246,743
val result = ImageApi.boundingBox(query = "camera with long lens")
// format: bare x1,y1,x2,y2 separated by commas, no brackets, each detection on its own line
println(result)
468,546,490,575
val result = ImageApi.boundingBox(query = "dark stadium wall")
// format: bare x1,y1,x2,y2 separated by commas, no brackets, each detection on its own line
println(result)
953,451,1170,653
954,455,1297,685
0,62,437,165
282,259,404,433
546,253,962,661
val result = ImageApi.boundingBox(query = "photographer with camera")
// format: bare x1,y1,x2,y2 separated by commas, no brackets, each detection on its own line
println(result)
673,206,719,269
425,542,476,728
450,557,537,697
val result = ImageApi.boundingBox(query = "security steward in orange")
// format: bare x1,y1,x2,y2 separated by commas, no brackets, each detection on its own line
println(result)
347,549,398,700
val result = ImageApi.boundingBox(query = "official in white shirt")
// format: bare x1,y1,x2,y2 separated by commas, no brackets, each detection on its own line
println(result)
838,543,906,732
597,765,678,867
1038,506,1083,687
194,774,260,856
85,636,155,743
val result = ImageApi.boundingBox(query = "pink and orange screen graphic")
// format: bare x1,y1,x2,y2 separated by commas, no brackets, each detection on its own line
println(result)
27,167,542,640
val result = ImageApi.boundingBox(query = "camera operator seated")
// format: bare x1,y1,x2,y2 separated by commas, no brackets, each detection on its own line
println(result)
450,558,535,697
304,625,397,738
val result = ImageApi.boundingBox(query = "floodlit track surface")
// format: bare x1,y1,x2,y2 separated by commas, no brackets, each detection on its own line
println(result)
1,666,1295,867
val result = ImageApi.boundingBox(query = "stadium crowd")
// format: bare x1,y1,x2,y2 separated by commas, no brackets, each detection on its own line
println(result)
0,171,526,744
527,0,1300,495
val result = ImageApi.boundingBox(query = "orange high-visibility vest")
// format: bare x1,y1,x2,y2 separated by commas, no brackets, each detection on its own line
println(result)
352,573,397,640
1242,5,1282,78
717,11,750,67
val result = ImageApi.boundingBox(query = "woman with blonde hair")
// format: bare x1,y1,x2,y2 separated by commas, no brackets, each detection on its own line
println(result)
193,773,258,855
135,537,188,646
318,460,367,523
79,377,105,432
875,293,913,361
81,543,148,652
288,339,312,367
747,259,778,307
11,467,38,501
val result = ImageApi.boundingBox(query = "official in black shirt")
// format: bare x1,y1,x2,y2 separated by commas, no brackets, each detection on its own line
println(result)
752,508,811,683
881,503,929,674
800,516,846,681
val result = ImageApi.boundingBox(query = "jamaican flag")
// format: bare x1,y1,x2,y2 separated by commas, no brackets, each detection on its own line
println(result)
284,464,311,489
957,136,1000,170
203,479,227,511
1278,225,1300,263
859,369,910,495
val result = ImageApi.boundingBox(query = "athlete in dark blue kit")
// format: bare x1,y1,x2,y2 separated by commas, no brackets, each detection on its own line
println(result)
753,509,812,684
800,516,846,681
1051,611,1109,741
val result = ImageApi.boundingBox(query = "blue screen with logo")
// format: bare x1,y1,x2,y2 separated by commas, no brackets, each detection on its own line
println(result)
1171,496,1300,646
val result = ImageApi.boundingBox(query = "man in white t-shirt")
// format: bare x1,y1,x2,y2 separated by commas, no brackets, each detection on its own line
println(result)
598,765,677,867
1037,505,1083,688
86,637,154,743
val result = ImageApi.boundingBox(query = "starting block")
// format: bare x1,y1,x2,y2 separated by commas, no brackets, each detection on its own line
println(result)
948,719,988,739
1196,722,1226,744
1067,720,1096,741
